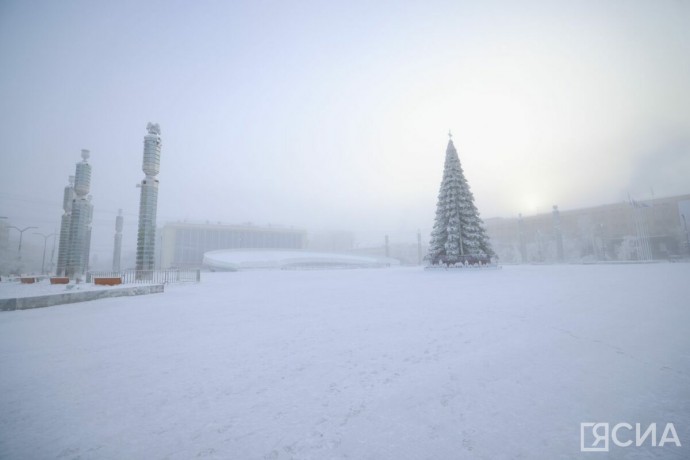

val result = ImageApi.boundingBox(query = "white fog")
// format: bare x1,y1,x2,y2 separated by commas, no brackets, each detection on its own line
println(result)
1,1,689,458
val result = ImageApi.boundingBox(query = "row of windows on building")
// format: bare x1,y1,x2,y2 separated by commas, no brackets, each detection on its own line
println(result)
484,196,690,262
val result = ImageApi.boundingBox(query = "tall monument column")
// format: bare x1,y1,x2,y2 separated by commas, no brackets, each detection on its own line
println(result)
56,175,74,276
66,150,92,277
136,123,162,272
113,209,123,272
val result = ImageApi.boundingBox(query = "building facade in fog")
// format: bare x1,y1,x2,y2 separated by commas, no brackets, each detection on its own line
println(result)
160,222,306,268
306,230,355,253
485,194,690,263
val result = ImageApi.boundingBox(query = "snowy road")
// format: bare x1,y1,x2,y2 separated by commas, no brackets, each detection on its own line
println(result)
1,264,689,459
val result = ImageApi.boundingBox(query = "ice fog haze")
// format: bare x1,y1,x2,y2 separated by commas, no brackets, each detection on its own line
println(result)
1,0,689,259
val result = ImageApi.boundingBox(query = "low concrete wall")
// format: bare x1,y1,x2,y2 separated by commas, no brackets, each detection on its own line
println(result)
0,284,164,312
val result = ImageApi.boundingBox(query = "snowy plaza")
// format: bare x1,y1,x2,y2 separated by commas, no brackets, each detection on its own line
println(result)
1,263,689,459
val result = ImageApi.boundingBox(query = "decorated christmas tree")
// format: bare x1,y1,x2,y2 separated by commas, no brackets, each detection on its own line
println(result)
427,133,494,265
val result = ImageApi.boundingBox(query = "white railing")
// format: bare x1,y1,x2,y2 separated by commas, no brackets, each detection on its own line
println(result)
86,269,200,284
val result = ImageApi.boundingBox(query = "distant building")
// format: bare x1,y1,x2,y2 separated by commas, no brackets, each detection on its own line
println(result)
306,230,355,252
159,222,307,268
485,193,690,263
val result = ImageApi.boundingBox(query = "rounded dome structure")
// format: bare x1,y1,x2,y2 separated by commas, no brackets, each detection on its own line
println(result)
203,249,397,271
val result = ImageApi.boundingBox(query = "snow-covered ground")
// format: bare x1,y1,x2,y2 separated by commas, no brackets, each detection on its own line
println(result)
1,264,688,459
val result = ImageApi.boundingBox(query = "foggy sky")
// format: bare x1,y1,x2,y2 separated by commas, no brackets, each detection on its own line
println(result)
1,0,689,260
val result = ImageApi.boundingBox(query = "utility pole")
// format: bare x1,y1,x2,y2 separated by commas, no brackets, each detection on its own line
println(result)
417,230,422,265
113,210,123,271
33,233,55,274
518,213,526,263
0,217,7,271
681,214,690,253
49,226,58,273
552,205,564,262
8,226,37,260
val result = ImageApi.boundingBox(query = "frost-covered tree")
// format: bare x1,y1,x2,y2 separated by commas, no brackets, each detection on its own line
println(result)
427,135,493,265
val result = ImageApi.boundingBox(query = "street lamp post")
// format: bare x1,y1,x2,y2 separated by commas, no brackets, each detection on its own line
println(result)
8,226,38,260
682,214,690,255
33,233,55,274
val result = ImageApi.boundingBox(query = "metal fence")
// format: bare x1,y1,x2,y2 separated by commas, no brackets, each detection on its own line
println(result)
86,269,201,284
